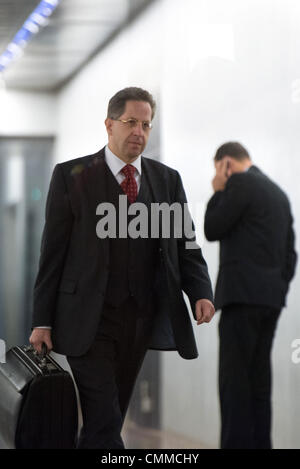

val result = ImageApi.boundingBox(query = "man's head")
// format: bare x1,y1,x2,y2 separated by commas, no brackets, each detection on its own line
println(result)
214,141,252,176
105,87,156,163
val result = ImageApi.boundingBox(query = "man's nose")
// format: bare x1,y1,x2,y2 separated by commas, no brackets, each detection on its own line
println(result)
132,122,144,135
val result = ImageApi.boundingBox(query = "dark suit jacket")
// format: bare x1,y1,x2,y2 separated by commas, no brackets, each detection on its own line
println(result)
32,148,213,359
204,165,297,311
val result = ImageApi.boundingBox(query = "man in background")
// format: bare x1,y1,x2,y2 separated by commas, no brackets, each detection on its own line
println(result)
204,141,297,449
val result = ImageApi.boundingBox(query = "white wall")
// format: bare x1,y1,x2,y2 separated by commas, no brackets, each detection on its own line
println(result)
54,0,300,448
54,3,163,163
0,90,56,136
160,0,300,449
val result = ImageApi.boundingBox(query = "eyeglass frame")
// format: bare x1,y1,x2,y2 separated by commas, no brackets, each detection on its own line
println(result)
112,118,153,131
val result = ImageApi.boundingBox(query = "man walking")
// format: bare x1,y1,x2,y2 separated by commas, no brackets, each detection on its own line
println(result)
204,141,297,449
30,87,215,448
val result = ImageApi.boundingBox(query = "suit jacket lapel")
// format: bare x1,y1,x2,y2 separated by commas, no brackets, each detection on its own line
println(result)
83,147,109,264
141,157,169,252
84,148,107,210
141,157,168,203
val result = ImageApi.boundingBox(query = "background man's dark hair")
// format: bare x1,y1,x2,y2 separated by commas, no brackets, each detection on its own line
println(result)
214,142,250,162
107,87,156,120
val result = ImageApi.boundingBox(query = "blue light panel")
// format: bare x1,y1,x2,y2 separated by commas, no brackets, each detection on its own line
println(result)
0,0,61,73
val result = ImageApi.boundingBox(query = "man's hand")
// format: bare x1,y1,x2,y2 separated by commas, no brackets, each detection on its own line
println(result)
212,158,230,192
29,328,53,354
195,299,215,325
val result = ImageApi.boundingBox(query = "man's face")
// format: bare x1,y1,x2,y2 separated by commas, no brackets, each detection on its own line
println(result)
105,100,152,163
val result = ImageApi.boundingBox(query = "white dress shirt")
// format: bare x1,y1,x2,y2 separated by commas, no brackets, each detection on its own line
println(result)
104,145,142,190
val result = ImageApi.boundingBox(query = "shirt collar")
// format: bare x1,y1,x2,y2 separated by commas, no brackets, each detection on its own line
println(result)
105,145,142,177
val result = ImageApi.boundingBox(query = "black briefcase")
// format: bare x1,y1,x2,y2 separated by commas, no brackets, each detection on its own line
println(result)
0,345,78,449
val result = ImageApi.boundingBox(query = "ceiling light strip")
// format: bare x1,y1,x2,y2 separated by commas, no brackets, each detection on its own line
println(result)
0,0,61,73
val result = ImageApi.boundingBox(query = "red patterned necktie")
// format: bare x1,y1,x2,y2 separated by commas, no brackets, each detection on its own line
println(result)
121,164,138,204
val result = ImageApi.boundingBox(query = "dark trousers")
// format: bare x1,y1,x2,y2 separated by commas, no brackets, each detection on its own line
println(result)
218,304,280,449
67,297,154,449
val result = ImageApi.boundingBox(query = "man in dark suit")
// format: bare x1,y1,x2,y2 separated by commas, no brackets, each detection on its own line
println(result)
29,87,215,449
204,141,297,449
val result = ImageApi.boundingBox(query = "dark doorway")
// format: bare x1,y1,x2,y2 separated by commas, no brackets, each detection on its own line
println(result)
0,137,53,348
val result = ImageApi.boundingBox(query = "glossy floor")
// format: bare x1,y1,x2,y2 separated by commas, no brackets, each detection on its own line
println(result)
122,420,213,449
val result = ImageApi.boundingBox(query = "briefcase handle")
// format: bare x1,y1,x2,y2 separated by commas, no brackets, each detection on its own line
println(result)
23,343,49,370
39,342,48,359
25,343,48,358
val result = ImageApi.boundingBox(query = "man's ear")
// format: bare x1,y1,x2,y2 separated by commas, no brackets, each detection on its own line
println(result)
105,118,113,136
224,156,232,177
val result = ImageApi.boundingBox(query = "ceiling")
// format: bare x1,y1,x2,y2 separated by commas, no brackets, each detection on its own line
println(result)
0,0,155,92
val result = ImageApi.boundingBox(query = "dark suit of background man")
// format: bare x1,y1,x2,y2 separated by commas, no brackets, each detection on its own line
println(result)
204,142,297,449
29,87,215,449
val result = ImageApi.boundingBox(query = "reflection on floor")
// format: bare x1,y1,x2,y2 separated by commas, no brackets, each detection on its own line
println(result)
122,420,213,449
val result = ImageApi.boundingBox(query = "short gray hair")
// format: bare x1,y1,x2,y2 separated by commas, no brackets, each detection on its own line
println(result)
107,87,156,120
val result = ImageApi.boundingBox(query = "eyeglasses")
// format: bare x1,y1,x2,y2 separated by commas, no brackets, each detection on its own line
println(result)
114,118,153,131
